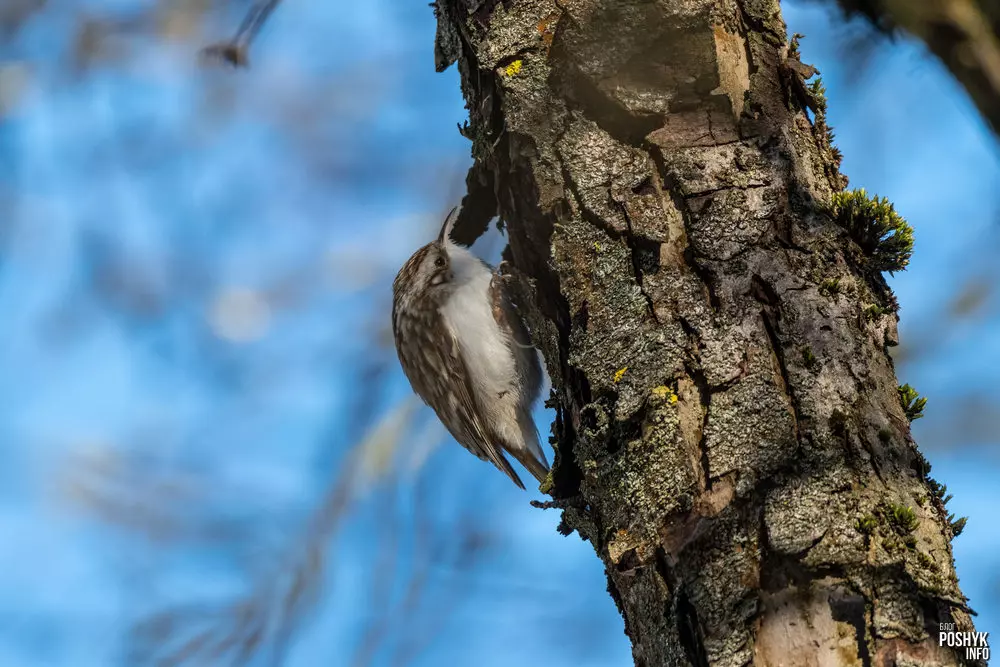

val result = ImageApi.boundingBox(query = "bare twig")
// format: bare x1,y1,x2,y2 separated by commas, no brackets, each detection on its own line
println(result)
349,469,403,667
201,0,285,67
386,472,438,667
120,444,359,666
389,513,490,667
530,495,586,510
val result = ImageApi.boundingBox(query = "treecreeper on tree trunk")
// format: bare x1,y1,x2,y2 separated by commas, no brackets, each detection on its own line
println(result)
392,207,551,489
435,0,981,665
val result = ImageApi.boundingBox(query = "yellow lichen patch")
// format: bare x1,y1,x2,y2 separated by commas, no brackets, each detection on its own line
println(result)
613,367,628,383
593,242,602,252
651,385,678,403
538,470,554,495
503,59,523,77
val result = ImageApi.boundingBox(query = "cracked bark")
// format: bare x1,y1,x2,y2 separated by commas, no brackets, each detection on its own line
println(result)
436,0,979,665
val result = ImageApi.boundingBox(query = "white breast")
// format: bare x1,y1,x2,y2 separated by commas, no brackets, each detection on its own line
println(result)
439,243,514,401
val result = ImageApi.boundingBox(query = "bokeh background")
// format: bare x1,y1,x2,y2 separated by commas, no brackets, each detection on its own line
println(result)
0,1,996,665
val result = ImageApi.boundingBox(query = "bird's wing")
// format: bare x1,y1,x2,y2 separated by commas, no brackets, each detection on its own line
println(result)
488,271,532,345
393,306,525,489
488,272,549,481
488,270,543,400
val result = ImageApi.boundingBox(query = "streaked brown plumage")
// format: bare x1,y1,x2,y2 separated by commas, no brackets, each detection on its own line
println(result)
391,208,548,488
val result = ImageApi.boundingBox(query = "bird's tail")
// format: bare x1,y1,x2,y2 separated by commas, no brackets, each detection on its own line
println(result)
506,413,550,487
518,449,551,486
493,454,526,490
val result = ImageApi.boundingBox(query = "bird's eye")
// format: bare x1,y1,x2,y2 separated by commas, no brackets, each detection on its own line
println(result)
434,256,446,269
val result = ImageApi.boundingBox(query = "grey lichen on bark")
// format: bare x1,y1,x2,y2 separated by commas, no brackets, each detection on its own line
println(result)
436,0,978,665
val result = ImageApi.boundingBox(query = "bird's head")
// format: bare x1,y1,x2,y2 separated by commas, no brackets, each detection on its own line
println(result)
392,206,461,304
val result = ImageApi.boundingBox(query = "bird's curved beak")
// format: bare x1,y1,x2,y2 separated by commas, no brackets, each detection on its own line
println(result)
438,205,460,244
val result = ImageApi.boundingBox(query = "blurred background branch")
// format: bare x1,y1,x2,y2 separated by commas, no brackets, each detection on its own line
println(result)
202,0,284,67
826,0,1000,138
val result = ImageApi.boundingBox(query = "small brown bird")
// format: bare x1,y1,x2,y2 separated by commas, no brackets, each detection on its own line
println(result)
391,207,549,488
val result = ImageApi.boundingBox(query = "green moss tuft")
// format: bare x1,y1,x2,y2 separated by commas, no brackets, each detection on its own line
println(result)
829,188,914,273
819,277,841,297
801,346,818,370
911,451,932,477
877,427,892,445
856,515,878,534
916,550,938,571
807,76,828,113
887,503,919,534
785,33,846,189
929,479,952,506
864,303,889,321
789,33,804,59
805,74,846,190
898,383,927,422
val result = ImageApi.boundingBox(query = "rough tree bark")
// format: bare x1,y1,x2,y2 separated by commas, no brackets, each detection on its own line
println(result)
436,0,980,665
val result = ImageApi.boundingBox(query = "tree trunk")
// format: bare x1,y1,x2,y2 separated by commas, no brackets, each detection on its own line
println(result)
436,1,979,665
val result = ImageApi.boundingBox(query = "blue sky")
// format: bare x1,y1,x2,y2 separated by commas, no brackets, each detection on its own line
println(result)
0,1,997,665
